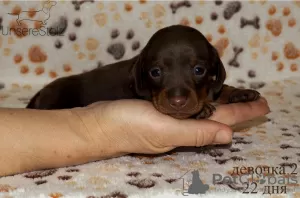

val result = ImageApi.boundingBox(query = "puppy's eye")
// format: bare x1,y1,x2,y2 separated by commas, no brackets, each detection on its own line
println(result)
193,65,206,76
149,67,161,78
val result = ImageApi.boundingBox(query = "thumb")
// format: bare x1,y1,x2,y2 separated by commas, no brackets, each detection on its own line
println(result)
159,118,233,147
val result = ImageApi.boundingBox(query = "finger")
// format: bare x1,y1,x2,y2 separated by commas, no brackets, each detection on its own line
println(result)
209,97,270,126
86,101,110,108
158,118,233,147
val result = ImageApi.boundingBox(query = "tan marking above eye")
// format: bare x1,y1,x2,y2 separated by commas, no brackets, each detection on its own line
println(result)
190,60,198,67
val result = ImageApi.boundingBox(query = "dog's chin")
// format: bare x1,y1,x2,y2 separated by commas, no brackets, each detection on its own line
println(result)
153,104,202,119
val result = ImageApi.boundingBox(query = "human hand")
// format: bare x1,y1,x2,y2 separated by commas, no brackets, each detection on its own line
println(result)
71,97,270,157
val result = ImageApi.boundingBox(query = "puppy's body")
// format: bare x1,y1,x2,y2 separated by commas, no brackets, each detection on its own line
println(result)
27,57,141,109
27,25,260,119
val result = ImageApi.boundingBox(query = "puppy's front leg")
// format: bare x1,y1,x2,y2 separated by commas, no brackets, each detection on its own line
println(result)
194,84,260,120
214,84,261,104
195,103,216,119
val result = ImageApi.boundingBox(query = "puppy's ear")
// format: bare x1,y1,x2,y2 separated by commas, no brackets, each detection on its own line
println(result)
131,55,151,99
210,46,226,95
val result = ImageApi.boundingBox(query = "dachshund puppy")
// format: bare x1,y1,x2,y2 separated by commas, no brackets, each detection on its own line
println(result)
27,25,260,119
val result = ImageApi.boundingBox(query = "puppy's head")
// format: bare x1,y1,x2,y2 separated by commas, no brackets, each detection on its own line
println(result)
132,25,226,119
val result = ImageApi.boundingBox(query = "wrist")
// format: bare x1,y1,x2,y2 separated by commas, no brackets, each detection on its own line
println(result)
22,109,94,172
69,107,127,161
0,107,125,177
0,108,90,176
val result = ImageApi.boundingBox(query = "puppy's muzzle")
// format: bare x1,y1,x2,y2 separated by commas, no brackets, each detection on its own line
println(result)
167,87,189,110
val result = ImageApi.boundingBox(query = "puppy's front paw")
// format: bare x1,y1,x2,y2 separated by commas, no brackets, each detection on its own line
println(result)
196,103,216,119
229,89,260,103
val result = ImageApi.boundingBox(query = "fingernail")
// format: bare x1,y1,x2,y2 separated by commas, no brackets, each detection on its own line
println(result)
214,130,232,144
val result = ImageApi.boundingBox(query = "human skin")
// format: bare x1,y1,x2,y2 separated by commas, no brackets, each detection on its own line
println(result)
0,97,270,176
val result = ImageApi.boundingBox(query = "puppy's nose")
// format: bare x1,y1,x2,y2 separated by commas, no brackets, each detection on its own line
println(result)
167,87,189,109
169,96,187,108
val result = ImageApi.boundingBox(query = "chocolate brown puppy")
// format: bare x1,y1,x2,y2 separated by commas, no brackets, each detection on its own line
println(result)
27,25,260,119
